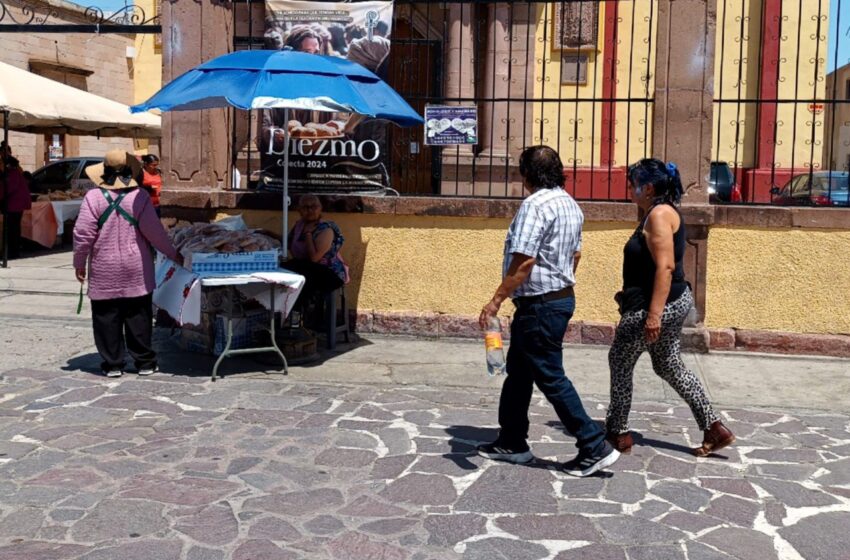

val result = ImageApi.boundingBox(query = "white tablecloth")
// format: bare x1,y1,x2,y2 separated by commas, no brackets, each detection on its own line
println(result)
153,258,306,326
51,200,83,235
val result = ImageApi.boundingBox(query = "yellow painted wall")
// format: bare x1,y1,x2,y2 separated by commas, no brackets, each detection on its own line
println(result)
132,0,162,154
133,0,162,105
711,0,763,167
215,209,629,324
706,226,850,334
710,0,829,168
773,0,829,170
214,210,850,335
610,0,657,167
531,0,655,167
530,0,829,170
530,3,645,167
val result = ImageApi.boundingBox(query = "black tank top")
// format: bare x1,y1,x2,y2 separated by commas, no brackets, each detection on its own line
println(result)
622,203,687,309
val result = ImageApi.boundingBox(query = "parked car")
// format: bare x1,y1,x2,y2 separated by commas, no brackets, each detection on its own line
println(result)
771,171,850,207
708,161,742,203
28,157,103,195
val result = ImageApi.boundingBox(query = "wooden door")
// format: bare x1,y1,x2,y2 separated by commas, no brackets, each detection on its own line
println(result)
387,19,442,195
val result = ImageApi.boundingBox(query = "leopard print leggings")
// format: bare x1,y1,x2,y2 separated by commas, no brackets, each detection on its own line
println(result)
606,288,719,434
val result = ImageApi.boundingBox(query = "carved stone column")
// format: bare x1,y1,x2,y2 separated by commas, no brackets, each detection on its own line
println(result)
652,0,714,204
652,0,716,323
478,2,511,161
161,0,233,190
443,2,475,160
439,3,477,195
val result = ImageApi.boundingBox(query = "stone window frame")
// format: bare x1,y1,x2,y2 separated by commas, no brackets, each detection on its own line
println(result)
549,2,599,53
560,53,589,85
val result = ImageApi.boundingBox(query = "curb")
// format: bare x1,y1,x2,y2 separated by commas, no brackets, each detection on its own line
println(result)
349,311,850,358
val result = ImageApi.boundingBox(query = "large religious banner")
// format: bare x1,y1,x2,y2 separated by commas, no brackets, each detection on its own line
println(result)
260,0,395,193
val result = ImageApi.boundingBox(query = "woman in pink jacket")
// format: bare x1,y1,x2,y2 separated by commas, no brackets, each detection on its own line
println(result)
73,150,183,377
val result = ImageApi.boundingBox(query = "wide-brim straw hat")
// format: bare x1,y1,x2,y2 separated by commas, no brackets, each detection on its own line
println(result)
85,149,142,190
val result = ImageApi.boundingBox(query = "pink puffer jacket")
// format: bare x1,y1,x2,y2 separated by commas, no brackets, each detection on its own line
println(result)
73,187,178,300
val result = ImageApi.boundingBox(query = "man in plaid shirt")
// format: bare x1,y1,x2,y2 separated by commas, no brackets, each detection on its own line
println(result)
477,145,620,477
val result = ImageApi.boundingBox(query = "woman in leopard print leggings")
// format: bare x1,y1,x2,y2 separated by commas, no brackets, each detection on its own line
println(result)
607,159,735,457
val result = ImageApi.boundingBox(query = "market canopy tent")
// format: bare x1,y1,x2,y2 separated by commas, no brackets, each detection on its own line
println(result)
1,61,161,268
0,61,160,138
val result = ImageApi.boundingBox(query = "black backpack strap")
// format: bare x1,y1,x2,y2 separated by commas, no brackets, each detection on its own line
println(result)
97,188,139,229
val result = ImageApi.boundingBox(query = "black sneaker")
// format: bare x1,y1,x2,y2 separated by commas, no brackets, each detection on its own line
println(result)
562,441,620,477
476,441,534,464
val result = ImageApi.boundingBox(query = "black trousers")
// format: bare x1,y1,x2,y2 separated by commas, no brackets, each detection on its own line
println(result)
284,260,344,310
91,293,156,372
4,212,23,259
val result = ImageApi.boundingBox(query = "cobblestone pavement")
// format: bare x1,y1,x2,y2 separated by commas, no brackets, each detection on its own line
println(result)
1,368,849,560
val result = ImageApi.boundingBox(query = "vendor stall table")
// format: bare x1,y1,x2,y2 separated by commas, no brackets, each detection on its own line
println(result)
51,200,83,236
21,199,83,248
153,258,305,381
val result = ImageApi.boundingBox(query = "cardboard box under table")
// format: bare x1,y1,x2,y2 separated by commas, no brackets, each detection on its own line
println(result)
153,253,305,380
178,306,271,356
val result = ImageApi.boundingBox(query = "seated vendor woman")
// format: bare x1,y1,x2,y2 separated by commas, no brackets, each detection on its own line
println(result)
286,195,349,311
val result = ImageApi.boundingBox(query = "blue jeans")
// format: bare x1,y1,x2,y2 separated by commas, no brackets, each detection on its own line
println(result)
498,297,606,455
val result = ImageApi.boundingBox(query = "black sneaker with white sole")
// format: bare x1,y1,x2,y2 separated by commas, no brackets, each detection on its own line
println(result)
477,441,534,464
138,365,159,376
562,441,620,477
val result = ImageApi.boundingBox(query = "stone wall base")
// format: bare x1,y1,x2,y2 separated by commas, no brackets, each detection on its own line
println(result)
350,311,850,358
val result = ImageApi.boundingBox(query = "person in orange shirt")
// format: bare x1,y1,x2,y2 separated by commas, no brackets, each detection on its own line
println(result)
140,154,162,217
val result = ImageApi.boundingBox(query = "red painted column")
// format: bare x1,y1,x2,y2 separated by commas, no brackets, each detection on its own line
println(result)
757,0,782,169
600,0,619,167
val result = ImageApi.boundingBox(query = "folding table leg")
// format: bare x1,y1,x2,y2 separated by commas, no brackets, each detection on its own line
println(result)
269,285,288,374
211,286,234,382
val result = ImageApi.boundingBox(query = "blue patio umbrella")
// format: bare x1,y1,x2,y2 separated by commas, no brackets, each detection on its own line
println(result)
131,49,423,237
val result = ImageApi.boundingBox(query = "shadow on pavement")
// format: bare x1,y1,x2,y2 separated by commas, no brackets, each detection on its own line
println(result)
639,435,730,460
62,353,104,377
62,349,288,380
544,419,729,459
288,332,374,368
443,425,614,478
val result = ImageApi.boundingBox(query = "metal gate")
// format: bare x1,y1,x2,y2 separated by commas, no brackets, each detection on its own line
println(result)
231,0,655,200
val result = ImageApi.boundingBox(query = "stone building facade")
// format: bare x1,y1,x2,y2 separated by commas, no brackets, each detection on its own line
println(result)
0,0,137,172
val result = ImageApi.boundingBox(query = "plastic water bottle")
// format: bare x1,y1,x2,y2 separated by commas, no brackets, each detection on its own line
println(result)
484,316,506,376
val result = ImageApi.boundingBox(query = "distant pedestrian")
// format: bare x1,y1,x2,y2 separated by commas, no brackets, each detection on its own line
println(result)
606,159,735,457
73,150,183,377
140,154,162,217
476,145,620,477
0,153,32,260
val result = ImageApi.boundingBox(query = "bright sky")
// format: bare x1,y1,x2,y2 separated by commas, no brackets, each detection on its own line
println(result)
85,0,129,12
828,0,850,74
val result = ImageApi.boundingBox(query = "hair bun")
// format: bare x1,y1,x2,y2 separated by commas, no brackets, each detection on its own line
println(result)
665,162,678,176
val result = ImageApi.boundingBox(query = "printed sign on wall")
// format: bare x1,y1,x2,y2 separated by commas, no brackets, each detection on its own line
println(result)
424,106,478,146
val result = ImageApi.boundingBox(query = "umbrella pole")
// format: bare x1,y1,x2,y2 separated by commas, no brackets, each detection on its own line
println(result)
2,111,9,269
282,107,290,250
